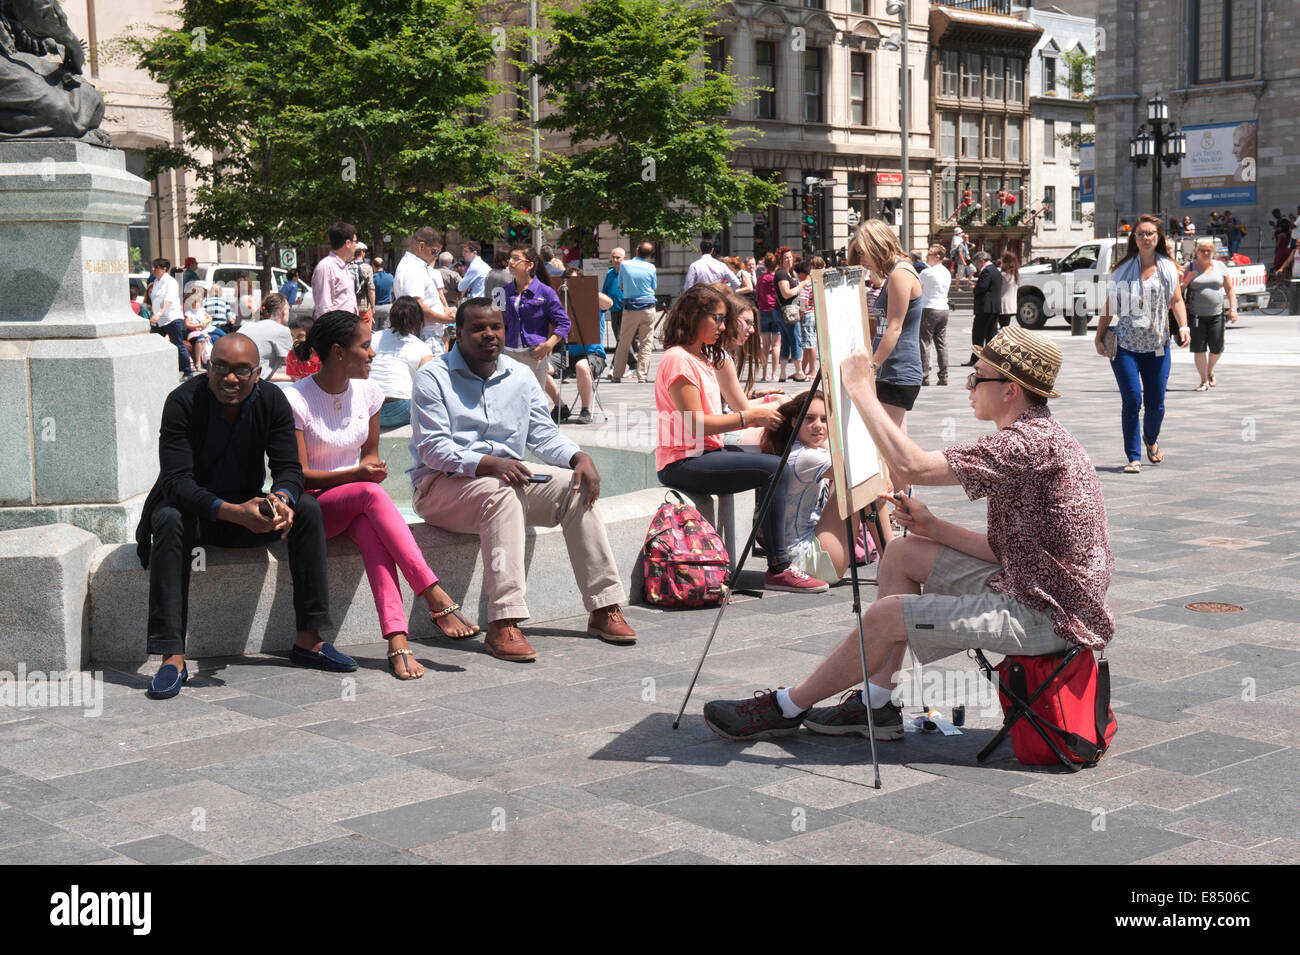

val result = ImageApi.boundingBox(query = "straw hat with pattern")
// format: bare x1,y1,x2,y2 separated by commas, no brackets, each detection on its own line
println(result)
972,326,1062,398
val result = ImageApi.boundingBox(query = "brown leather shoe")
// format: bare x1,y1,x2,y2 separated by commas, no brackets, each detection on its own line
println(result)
485,624,537,662
587,605,637,645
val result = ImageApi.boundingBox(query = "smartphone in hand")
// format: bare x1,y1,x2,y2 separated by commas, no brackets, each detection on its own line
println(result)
527,474,553,484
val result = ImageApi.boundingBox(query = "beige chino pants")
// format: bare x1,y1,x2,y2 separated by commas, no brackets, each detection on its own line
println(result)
412,462,627,623
611,307,655,382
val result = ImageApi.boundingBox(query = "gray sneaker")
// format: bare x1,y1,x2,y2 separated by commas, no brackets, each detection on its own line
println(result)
703,689,807,741
804,690,904,741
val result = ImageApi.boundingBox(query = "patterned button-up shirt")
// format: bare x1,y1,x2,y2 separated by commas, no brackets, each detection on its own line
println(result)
943,405,1116,649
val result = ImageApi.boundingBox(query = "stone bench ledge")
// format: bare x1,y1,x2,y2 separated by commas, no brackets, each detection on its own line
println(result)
86,486,750,664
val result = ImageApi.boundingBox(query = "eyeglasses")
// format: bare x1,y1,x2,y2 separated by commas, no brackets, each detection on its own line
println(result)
508,254,527,263
209,362,257,380
1135,231,1160,239
705,312,726,323
966,373,1010,389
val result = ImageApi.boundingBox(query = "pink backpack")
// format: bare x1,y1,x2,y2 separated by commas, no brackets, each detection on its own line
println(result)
642,491,730,608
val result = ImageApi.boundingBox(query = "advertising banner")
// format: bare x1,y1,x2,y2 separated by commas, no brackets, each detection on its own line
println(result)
1180,120,1256,207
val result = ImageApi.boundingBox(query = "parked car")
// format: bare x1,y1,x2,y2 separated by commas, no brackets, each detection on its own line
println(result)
174,263,314,321
1016,238,1268,329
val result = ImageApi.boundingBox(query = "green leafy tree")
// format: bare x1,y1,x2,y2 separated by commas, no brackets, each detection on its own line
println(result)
120,0,527,291
1055,49,1096,163
118,0,316,292
297,0,530,247
529,0,785,245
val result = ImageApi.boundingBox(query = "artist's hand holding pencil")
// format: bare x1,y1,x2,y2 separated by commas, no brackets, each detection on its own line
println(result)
878,491,938,539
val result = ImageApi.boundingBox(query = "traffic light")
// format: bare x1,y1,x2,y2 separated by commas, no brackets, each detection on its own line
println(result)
801,190,820,253
802,191,817,227
507,210,531,244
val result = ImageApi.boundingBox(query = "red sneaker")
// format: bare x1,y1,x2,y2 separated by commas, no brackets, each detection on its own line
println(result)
764,567,829,593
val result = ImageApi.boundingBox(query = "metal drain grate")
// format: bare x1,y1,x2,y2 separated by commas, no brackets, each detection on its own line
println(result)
1186,602,1245,613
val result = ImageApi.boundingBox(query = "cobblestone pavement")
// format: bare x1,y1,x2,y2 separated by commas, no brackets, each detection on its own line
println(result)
2,313,1297,864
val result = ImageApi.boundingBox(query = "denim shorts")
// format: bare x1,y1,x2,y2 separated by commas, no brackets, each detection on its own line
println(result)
799,311,817,350
759,309,782,335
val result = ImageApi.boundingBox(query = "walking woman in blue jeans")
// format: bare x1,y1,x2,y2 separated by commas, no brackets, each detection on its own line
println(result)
1094,214,1191,473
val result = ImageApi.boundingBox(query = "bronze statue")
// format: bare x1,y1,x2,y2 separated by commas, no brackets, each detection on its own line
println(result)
0,0,110,143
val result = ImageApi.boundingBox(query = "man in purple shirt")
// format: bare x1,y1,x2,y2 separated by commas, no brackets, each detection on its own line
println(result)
502,244,569,411
311,222,359,318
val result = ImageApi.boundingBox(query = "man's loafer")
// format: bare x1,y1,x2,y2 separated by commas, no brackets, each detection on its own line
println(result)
290,642,358,672
485,626,537,662
147,663,188,700
587,606,637,645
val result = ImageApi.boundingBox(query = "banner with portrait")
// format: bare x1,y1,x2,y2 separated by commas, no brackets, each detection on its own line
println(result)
1079,143,1095,203
1179,120,1257,207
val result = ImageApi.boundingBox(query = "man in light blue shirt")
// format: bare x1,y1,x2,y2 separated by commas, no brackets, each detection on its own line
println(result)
457,240,490,298
409,296,636,662
612,241,658,383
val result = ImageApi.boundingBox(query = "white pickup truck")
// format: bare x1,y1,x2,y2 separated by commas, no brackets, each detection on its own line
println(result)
1016,238,1268,329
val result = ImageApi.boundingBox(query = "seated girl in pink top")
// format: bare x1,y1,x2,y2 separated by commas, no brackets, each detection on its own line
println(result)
285,310,479,680
653,285,829,594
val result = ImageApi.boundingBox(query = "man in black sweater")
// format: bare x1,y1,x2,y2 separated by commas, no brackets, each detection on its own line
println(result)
964,251,1003,364
136,334,352,700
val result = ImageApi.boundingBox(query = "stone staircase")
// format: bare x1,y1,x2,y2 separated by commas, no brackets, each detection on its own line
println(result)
946,288,974,312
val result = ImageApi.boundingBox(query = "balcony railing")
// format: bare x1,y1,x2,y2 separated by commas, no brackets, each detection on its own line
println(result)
931,0,1013,14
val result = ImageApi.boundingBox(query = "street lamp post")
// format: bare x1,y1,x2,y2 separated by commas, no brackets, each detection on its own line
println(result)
1127,94,1186,215
883,0,908,250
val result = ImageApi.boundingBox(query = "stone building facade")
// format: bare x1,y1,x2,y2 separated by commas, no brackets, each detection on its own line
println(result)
64,1,248,271
1093,0,1299,261
552,0,936,288
714,0,932,271
1022,3,1097,259
927,3,1041,263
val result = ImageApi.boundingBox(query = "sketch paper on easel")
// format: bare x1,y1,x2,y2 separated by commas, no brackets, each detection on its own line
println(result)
812,267,886,520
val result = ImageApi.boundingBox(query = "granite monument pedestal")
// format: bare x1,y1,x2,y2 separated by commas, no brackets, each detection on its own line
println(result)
0,140,173,541
0,140,173,669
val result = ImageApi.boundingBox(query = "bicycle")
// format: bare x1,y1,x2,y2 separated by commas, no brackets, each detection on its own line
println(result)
1258,268,1292,316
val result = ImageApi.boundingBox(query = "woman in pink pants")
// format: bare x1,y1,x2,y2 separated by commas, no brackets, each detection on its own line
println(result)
286,310,479,679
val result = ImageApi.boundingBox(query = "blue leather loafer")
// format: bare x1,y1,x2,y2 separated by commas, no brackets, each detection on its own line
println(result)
146,663,188,700
289,642,357,672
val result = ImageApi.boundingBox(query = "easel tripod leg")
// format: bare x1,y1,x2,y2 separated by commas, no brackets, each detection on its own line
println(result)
846,514,882,789
673,372,824,729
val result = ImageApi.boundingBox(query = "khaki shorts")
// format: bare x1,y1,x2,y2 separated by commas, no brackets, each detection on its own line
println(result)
900,546,1068,665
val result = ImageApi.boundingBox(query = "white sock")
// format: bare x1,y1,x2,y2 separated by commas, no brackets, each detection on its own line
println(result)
775,687,805,717
865,682,894,709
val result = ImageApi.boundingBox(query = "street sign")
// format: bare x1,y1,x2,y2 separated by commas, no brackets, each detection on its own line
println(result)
279,249,297,269
875,173,903,185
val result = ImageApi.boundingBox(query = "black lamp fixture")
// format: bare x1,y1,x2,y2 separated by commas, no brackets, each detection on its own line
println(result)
1128,93,1186,214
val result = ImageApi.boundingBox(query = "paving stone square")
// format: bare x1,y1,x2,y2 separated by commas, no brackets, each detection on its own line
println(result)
2,314,1297,864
